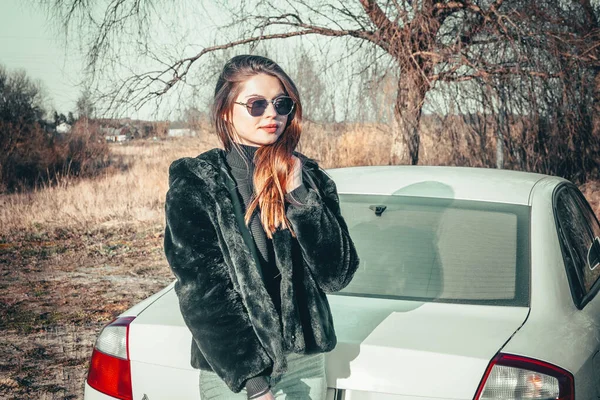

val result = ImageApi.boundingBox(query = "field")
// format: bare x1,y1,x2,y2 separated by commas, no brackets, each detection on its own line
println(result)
0,136,212,399
0,127,599,399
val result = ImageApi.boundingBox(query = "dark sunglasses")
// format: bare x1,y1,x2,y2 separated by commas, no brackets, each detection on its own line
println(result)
234,96,295,117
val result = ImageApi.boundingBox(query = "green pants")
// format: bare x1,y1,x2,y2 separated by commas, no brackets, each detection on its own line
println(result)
199,352,327,399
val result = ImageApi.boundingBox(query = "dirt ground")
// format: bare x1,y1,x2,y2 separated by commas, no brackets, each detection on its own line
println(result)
0,222,173,399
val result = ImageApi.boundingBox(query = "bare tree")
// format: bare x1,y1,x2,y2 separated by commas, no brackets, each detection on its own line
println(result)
288,50,330,122
479,0,600,181
40,0,600,166
76,88,95,119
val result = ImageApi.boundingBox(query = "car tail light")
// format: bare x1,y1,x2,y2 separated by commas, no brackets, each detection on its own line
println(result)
474,353,574,400
87,316,135,400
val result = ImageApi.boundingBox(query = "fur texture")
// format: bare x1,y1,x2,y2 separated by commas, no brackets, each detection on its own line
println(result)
163,148,359,393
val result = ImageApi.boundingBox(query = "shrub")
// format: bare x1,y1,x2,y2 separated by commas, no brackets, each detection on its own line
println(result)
0,65,110,193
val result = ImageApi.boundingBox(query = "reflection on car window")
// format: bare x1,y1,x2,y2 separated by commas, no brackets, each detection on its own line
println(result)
555,187,600,300
572,190,600,289
337,194,530,307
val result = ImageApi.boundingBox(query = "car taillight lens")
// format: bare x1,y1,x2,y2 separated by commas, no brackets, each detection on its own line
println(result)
87,316,135,400
474,353,574,400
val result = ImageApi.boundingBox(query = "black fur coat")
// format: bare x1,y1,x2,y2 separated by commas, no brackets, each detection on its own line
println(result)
163,148,359,393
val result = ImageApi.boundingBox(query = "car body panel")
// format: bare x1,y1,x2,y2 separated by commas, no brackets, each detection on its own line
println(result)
130,360,200,399
120,280,176,318
85,166,600,400
128,286,195,370
83,382,119,400
501,178,600,399
326,295,529,398
128,286,529,399
326,166,554,205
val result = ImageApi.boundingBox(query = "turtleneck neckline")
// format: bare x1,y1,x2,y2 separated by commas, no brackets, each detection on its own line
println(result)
226,143,260,170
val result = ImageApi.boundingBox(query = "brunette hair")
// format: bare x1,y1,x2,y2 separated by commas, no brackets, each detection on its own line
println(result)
211,55,303,238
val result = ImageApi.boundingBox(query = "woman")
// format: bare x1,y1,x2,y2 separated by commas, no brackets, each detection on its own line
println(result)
164,54,359,400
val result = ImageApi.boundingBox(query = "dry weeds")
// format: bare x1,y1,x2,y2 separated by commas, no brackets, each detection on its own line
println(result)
0,136,219,399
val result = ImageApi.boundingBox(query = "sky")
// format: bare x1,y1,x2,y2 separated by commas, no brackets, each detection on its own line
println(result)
0,0,400,122
1,0,85,116
0,0,253,120
0,0,367,122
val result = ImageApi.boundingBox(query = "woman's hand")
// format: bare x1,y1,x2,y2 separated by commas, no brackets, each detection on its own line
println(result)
250,389,276,400
286,155,302,194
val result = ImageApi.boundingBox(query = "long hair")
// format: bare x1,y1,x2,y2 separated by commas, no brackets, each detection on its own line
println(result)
211,55,303,238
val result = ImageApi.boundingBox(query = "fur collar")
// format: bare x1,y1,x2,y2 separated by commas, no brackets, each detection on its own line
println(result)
181,147,321,187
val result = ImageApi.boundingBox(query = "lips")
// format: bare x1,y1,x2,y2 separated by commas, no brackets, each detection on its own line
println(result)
260,124,279,133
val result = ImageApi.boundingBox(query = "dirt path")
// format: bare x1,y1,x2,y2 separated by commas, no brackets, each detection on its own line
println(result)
0,222,173,399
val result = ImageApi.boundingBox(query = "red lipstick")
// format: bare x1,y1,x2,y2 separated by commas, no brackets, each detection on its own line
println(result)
260,124,278,133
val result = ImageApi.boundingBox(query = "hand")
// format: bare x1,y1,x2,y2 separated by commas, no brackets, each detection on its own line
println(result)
251,389,275,400
286,156,302,193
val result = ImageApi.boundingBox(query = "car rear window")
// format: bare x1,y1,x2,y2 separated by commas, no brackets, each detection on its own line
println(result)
336,194,530,307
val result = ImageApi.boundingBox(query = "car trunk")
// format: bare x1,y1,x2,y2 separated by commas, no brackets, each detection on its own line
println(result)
325,294,529,399
127,288,529,400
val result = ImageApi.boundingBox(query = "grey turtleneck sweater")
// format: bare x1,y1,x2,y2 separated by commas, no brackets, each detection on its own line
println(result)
225,143,309,398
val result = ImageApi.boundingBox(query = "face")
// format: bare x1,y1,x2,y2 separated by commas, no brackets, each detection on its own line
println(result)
228,73,289,147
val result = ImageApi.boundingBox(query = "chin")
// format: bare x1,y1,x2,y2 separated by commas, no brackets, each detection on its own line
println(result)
255,133,283,147
237,129,284,147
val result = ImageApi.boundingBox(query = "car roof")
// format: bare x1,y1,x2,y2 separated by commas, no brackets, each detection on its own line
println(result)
325,166,568,205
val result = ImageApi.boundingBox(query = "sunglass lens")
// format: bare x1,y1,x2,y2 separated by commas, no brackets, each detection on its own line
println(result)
249,99,269,117
275,97,294,115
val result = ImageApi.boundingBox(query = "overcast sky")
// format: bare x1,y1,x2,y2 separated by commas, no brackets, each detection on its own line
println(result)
1,0,85,116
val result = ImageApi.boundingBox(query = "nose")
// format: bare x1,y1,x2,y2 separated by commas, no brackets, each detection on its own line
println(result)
263,101,277,117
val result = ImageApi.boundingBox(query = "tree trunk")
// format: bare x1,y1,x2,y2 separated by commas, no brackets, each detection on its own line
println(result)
593,70,600,143
496,110,505,169
390,72,428,165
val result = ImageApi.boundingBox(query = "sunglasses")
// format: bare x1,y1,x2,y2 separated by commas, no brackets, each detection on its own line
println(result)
234,96,295,117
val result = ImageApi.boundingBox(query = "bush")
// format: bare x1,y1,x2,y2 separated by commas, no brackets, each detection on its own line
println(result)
0,119,110,193
0,66,110,193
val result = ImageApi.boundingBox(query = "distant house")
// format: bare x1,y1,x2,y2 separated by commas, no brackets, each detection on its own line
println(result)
56,122,71,134
168,128,197,137
100,127,127,142
100,127,120,136
104,134,129,143
96,118,168,139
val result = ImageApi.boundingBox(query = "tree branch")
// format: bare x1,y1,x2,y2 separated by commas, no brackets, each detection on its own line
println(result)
432,67,563,83
359,0,401,36
113,27,366,111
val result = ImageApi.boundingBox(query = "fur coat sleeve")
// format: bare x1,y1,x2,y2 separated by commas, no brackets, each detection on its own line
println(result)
286,164,360,293
163,160,273,393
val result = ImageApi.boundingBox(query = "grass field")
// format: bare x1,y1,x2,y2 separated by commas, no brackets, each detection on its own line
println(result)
0,128,599,399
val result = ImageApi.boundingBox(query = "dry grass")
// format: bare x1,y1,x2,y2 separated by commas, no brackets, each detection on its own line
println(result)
0,120,505,235
0,122,449,235
299,122,393,167
298,119,483,168
0,124,599,399
0,136,220,235
0,135,220,399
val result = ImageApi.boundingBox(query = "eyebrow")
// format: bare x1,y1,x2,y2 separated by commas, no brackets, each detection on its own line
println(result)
244,93,286,99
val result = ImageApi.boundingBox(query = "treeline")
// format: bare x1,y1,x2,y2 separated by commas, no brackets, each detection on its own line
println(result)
0,65,109,193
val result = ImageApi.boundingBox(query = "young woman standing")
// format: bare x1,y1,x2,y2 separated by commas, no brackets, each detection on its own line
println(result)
164,55,360,399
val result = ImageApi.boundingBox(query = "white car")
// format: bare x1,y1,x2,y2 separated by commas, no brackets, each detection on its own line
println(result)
84,166,600,400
